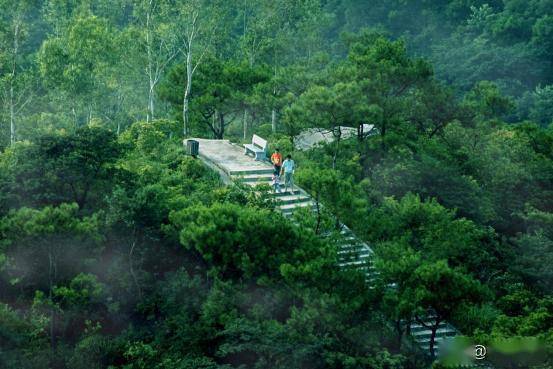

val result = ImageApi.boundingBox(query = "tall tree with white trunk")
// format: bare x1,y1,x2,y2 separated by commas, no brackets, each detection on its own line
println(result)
0,1,34,146
175,0,221,137
131,0,178,122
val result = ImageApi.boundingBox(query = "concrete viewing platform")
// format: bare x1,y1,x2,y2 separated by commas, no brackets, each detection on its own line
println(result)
190,139,273,177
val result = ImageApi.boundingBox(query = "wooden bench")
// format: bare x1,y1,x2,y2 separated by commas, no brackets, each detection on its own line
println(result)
244,134,268,161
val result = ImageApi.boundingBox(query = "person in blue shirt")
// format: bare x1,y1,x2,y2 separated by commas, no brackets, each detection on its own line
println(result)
280,155,295,193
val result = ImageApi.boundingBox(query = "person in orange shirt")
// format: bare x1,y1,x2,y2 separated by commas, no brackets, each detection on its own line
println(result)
270,148,283,175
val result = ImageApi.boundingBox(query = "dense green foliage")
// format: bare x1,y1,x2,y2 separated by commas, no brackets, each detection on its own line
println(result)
1,1,552,368
0,122,408,369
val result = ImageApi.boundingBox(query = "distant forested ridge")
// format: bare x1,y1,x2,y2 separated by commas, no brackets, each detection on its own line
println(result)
1,1,552,369
1,0,553,146
325,0,553,123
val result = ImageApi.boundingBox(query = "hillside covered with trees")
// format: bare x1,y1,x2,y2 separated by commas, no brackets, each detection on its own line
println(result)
1,1,552,369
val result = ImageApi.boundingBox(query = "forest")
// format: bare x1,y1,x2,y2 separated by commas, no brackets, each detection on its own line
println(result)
0,1,552,368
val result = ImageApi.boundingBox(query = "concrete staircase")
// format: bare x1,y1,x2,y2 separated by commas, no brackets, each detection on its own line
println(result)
410,316,458,357
231,169,315,217
338,226,376,285
230,166,459,360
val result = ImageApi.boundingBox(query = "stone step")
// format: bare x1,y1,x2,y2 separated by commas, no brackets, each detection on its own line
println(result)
229,168,274,176
247,182,304,195
337,247,371,255
410,318,452,330
338,259,372,268
340,228,355,236
338,240,361,247
275,194,312,205
412,327,457,339
340,235,358,242
352,264,375,272
415,334,456,343
232,173,273,183
418,335,455,350
410,321,452,333
245,180,271,187
339,240,372,249
338,254,373,263
418,338,448,346
411,328,453,339
279,201,316,213
419,343,440,352
339,252,373,262
339,244,374,257
338,247,373,256
271,189,302,196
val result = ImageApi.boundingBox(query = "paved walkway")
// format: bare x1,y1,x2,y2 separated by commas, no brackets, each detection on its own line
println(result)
191,139,271,175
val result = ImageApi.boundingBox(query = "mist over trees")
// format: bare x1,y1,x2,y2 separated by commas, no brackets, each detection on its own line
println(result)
0,1,552,369
2,0,553,146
